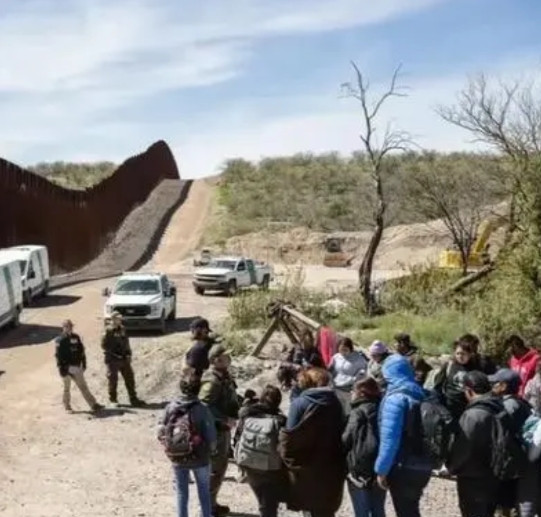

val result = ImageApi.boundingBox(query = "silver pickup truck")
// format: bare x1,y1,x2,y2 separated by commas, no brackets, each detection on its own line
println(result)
193,256,273,296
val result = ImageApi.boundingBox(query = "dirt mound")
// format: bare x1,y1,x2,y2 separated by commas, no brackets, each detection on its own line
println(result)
51,179,190,288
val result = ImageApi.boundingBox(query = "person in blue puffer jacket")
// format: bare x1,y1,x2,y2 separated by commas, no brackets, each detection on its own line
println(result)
374,354,432,517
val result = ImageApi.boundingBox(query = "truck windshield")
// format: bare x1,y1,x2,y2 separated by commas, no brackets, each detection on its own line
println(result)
208,260,236,270
114,279,160,295
18,260,27,275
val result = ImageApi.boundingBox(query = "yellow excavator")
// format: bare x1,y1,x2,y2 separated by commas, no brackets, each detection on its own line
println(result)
439,219,496,269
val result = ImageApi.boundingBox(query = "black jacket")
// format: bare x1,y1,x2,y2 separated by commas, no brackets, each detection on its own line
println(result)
447,394,504,478
185,339,214,376
55,333,86,376
101,326,132,363
342,398,379,485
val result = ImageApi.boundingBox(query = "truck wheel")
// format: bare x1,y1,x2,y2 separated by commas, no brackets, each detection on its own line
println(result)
10,309,20,329
168,299,177,321
260,275,270,291
159,313,167,335
42,280,49,297
194,286,205,296
23,289,32,306
226,280,238,297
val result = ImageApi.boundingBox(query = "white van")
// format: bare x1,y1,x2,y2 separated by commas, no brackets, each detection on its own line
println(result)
0,258,23,330
0,246,50,305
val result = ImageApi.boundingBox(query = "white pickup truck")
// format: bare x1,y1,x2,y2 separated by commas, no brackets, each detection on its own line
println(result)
193,256,273,296
102,272,177,333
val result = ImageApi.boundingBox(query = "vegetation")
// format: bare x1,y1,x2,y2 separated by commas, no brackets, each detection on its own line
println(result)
29,161,117,189
216,152,504,239
223,69,541,360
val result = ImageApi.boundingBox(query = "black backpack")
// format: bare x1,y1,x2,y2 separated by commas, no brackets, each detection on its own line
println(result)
403,391,455,469
490,409,528,480
346,406,379,487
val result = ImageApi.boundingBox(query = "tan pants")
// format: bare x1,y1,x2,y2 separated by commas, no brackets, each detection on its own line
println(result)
63,366,97,409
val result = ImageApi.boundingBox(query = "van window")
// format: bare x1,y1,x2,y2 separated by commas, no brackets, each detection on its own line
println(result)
237,261,246,271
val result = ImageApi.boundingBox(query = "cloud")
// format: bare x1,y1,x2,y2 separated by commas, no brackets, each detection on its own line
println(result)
172,56,541,178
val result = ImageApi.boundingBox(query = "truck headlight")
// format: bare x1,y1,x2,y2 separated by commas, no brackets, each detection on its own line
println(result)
150,303,161,315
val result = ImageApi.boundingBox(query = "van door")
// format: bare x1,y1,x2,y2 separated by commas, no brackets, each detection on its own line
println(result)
246,260,257,285
27,252,41,294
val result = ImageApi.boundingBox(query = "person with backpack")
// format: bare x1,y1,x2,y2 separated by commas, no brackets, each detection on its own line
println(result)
279,367,346,517
507,335,540,397
342,376,385,517
235,385,287,517
158,369,217,517
55,319,104,413
490,368,535,517
447,371,516,517
433,338,480,421
328,337,367,413
199,345,240,517
375,354,435,517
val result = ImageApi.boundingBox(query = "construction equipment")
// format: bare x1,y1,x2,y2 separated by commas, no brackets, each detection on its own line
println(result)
438,219,495,269
323,237,354,268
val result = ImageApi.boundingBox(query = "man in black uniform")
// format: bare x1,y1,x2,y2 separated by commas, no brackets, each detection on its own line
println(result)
55,319,103,413
185,318,216,376
101,312,145,407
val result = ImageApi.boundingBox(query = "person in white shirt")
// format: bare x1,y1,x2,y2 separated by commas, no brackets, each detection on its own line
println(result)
328,337,368,413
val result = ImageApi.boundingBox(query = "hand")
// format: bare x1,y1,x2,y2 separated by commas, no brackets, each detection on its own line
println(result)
377,475,389,491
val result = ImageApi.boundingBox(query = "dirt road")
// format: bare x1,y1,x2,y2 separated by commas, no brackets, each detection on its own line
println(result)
0,178,459,517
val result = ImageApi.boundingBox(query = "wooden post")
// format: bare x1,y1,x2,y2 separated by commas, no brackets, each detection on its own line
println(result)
251,317,280,357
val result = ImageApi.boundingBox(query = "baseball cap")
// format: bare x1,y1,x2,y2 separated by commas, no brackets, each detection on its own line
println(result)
464,371,492,394
489,368,521,392
190,317,211,332
208,344,228,362
369,340,388,356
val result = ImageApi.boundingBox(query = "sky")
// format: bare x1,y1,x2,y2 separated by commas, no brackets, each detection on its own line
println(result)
0,0,540,179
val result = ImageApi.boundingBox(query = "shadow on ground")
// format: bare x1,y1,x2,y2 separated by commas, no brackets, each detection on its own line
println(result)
0,324,62,349
30,294,81,308
126,316,199,337
117,401,168,411
71,408,135,418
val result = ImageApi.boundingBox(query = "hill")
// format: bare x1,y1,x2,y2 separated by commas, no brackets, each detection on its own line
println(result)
208,151,505,244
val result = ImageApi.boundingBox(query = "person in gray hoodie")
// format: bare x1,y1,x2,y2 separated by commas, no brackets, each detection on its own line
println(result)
158,369,217,517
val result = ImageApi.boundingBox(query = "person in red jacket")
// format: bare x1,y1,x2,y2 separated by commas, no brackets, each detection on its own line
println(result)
507,334,540,397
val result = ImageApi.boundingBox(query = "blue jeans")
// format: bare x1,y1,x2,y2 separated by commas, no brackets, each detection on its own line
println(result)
388,467,431,517
347,481,386,517
173,464,212,517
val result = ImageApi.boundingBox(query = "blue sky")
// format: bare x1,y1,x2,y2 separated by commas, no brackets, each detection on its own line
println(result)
0,0,539,178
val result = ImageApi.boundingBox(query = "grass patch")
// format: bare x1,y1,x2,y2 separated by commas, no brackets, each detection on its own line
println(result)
350,309,477,356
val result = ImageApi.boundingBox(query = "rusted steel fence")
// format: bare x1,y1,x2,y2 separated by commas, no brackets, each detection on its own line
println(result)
0,140,180,273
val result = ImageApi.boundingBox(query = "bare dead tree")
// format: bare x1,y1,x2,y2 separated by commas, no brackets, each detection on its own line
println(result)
342,63,412,314
437,73,541,238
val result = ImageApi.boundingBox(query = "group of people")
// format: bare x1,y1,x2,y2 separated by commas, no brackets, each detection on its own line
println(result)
158,323,541,517
54,311,145,413
54,312,541,517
